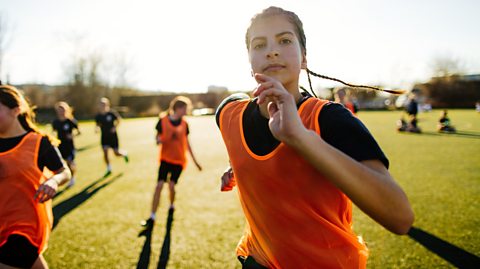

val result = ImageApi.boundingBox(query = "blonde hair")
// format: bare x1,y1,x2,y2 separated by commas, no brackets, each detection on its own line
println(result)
168,96,191,115
55,101,74,120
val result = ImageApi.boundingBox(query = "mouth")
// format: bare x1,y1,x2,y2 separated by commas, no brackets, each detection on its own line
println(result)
263,64,286,72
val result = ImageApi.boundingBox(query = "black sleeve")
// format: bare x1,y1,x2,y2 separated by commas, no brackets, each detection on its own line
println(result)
95,114,101,125
51,120,58,132
111,111,120,121
215,93,250,127
155,119,162,134
319,103,389,168
38,137,64,172
72,119,79,129
353,102,359,113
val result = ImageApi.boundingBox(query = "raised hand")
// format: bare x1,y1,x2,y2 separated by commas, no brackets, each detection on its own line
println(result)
252,73,306,145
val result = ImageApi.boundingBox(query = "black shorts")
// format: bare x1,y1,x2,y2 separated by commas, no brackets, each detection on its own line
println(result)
238,256,268,269
0,234,39,268
158,161,183,184
101,133,119,149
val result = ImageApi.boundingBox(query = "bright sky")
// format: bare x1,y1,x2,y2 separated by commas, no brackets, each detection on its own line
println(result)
1,0,479,93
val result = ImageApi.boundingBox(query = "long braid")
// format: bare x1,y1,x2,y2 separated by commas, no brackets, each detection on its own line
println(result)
305,70,318,98
306,68,405,95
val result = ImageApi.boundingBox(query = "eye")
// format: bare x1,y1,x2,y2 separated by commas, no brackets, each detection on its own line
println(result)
253,42,265,50
280,38,292,45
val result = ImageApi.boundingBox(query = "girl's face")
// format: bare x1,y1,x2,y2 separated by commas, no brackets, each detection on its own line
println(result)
174,105,187,117
56,106,66,118
99,101,109,113
0,102,19,133
248,15,306,90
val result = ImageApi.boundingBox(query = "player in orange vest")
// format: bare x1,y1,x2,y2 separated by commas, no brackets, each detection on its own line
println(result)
216,7,414,268
334,87,358,115
0,85,71,268
141,96,202,227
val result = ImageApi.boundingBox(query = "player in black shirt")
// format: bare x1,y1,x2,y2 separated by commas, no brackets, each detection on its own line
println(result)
52,101,81,187
95,97,128,176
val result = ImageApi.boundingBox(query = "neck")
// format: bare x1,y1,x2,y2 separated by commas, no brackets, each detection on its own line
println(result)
258,87,302,118
0,120,27,138
169,113,181,121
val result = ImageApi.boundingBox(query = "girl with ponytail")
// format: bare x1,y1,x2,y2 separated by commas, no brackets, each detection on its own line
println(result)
216,6,413,268
0,84,71,268
52,101,81,187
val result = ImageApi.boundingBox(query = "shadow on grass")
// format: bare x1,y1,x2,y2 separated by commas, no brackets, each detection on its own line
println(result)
77,143,98,152
136,225,153,269
157,209,174,269
408,226,480,268
135,209,174,269
52,173,123,230
419,131,480,139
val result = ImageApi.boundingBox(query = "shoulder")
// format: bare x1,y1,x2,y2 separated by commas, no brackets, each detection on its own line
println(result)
320,102,355,122
215,93,250,127
319,103,389,168
39,135,56,153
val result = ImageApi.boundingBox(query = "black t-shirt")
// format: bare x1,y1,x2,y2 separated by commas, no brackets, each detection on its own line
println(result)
0,132,64,171
215,93,389,168
95,111,118,135
52,118,78,141
155,116,190,135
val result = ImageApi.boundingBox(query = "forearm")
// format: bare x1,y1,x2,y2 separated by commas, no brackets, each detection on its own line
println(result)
289,129,414,234
49,167,72,186
188,144,198,163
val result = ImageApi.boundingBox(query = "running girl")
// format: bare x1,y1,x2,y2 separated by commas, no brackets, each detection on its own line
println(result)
217,6,414,268
0,84,71,268
52,101,81,187
142,96,202,227
95,97,128,176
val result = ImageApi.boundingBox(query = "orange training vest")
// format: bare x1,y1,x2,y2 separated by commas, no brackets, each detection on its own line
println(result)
0,132,53,254
158,116,188,168
345,101,356,115
219,98,368,269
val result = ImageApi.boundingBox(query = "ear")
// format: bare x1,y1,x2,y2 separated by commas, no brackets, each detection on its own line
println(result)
12,106,21,115
301,52,308,70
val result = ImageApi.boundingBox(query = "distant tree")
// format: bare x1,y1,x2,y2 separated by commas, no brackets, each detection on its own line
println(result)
417,76,480,108
430,55,464,78
64,52,109,117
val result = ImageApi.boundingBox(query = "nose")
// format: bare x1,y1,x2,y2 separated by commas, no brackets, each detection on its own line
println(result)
266,43,279,58
267,50,279,58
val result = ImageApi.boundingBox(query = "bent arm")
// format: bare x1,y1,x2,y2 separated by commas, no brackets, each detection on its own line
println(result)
34,165,72,203
288,129,414,234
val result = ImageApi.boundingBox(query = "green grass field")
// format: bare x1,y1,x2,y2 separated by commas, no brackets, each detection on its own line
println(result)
43,109,480,268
